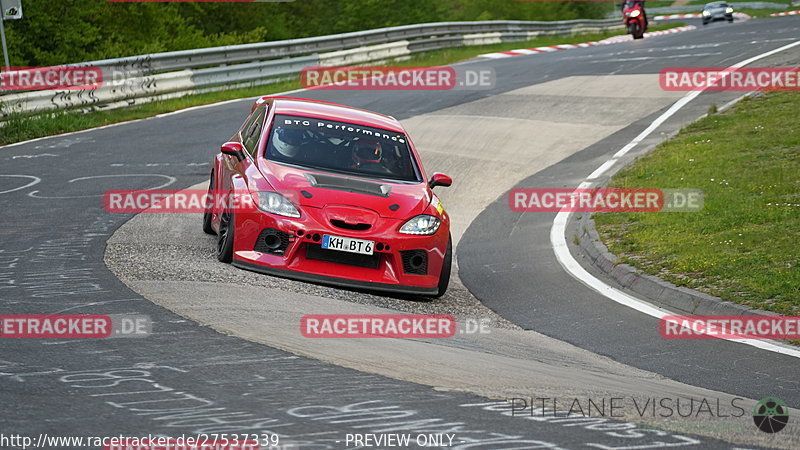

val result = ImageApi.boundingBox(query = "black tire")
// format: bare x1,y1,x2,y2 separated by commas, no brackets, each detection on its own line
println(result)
432,236,452,298
216,210,235,263
703,20,709,25
727,18,733,23
629,23,643,39
202,173,215,235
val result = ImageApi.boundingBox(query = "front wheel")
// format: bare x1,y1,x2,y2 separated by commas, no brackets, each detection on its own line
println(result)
629,23,643,39
216,210,235,263
432,236,452,298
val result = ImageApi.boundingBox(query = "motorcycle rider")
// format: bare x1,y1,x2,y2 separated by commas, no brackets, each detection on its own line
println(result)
622,0,648,34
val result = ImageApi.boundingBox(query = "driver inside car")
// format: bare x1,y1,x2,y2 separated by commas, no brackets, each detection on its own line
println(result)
351,138,392,175
271,127,310,160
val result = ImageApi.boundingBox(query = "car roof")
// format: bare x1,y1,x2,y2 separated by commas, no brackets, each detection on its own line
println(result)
263,97,405,133
705,1,727,6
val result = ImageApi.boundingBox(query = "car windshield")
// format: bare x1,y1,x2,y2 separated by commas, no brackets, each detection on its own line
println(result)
264,114,421,182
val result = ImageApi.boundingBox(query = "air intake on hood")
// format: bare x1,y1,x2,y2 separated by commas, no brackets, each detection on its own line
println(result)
305,173,391,198
330,219,371,231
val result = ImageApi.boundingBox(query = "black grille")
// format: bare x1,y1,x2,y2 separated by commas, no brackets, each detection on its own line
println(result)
306,244,380,269
401,250,428,275
254,228,290,255
330,219,371,231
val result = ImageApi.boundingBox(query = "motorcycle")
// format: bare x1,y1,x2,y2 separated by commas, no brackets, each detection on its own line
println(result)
623,2,647,40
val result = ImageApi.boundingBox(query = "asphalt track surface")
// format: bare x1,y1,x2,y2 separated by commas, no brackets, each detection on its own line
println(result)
1,16,799,450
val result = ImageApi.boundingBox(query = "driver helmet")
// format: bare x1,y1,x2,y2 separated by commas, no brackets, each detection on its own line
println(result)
352,138,383,166
273,128,306,158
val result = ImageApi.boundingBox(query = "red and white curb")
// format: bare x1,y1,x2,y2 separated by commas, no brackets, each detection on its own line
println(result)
479,25,695,59
654,12,750,20
770,10,800,16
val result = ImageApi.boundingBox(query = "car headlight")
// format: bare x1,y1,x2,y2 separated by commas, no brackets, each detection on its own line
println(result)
399,215,441,235
725,7,733,13
703,10,711,15
255,192,301,218
630,10,641,17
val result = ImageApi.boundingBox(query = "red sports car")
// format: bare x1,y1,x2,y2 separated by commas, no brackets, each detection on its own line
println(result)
203,97,453,297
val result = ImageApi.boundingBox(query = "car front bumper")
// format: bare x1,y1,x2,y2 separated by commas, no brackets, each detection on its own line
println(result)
704,12,733,21
230,207,449,295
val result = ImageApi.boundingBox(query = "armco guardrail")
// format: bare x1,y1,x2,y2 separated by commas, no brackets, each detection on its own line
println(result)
0,19,622,118
649,2,788,14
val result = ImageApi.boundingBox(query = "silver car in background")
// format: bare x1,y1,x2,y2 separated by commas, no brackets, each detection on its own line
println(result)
702,1,734,25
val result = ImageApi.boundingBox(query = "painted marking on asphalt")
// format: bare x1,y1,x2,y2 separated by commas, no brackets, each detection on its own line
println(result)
28,174,177,199
11,153,57,159
34,136,94,149
653,12,750,20
550,39,800,359
0,175,42,195
588,52,723,63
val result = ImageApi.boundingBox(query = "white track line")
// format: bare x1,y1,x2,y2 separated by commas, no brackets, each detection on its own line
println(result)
550,39,800,359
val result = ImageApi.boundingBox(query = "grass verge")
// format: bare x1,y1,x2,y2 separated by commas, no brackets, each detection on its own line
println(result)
594,92,800,315
1,22,684,146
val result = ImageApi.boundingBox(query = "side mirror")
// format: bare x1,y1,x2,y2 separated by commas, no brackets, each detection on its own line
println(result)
428,172,452,189
221,142,246,161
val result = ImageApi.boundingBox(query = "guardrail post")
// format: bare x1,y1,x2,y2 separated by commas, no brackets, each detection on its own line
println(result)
0,14,10,69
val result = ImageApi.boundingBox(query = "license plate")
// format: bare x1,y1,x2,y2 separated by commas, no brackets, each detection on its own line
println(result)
322,235,374,255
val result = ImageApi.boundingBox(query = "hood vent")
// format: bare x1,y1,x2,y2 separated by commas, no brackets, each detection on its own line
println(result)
305,173,391,198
